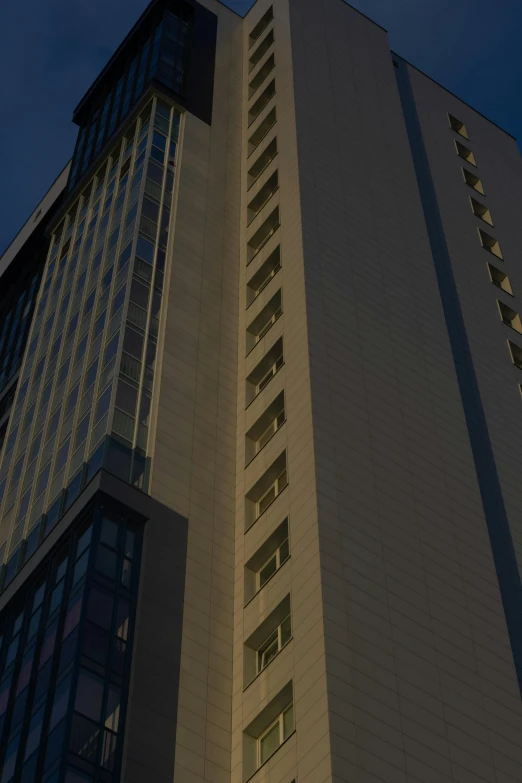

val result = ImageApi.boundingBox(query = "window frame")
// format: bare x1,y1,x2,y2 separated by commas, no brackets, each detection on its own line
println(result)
256,613,291,674
257,702,294,767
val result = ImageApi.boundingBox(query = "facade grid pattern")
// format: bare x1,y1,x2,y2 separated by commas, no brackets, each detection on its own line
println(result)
0,98,183,595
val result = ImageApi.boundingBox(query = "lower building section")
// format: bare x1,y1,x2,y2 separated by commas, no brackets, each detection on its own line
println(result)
0,472,188,783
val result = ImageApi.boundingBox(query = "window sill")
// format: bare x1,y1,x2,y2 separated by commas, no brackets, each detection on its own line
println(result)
502,322,522,336
492,283,514,298
466,183,486,197
243,637,293,691
245,362,284,410
245,483,288,534
474,216,494,228
244,554,290,609
245,419,286,468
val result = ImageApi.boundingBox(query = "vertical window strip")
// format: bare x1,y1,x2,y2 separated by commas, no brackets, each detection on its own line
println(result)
1,188,91,551
134,38,151,99
121,57,138,119
0,152,115,552
107,76,125,138
69,125,88,189
0,103,159,570
94,92,113,158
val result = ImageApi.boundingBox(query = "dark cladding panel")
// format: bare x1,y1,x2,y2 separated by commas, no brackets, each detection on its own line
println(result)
183,2,218,126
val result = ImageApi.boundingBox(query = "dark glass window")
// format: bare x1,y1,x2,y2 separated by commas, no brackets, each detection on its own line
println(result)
0,503,142,780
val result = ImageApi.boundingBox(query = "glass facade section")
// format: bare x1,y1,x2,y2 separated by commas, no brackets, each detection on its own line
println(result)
0,248,47,462
68,2,191,192
0,501,142,782
0,97,182,594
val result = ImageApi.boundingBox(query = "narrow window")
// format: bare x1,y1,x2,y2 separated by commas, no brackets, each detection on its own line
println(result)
249,54,275,99
498,302,522,334
245,451,287,529
478,229,503,259
243,682,294,779
249,29,274,72
448,113,469,138
247,207,280,262
259,703,293,765
455,140,476,166
462,167,484,194
470,197,493,225
243,596,292,685
246,289,282,353
248,138,278,189
249,6,273,48
246,337,284,404
488,263,513,295
508,340,522,369
244,518,289,602
245,391,285,462
247,171,279,225
258,538,289,589
257,615,291,674
248,108,276,156
248,80,276,126
247,246,281,305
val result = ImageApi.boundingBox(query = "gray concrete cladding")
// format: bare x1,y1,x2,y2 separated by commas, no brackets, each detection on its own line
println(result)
140,0,522,781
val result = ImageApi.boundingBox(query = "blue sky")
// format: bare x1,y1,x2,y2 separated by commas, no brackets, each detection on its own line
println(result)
1,0,521,254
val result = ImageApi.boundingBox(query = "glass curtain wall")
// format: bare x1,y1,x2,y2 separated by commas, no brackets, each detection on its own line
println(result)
69,4,190,192
0,97,182,595
0,503,142,783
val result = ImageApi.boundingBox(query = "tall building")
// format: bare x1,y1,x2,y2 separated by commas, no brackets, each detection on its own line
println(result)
0,0,522,781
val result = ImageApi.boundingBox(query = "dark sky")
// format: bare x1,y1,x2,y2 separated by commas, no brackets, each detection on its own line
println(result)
1,0,521,255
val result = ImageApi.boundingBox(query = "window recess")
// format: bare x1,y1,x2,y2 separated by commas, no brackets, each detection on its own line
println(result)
462,167,484,194
249,29,274,72
243,681,294,780
249,6,273,48
488,264,513,295
448,113,469,138
498,301,522,334
248,171,279,225
249,54,275,99
455,140,476,166
249,80,276,126
470,197,493,225
244,595,291,685
247,207,280,263
478,229,503,259
245,451,287,530
247,245,281,305
508,340,522,369
248,107,276,156
248,138,278,189
246,391,285,462
246,289,282,353
245,518,289,602
246,337,283,404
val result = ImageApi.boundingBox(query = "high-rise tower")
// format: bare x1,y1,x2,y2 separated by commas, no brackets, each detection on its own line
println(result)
0,1,521,782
